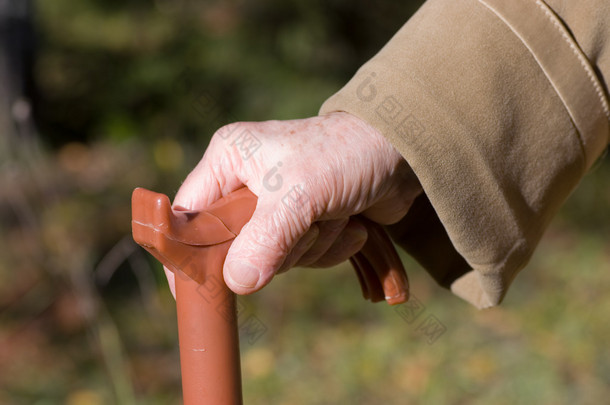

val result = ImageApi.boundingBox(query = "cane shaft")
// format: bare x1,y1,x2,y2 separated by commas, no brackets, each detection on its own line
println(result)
176,271,242,405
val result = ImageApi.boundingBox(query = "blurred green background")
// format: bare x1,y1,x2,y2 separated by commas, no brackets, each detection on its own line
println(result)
1,0,609,404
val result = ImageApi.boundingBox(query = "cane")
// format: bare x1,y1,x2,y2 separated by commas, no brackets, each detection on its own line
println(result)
131,187,409,404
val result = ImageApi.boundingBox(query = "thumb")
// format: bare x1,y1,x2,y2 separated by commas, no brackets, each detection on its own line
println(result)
224,193,314,294
173,124,251,211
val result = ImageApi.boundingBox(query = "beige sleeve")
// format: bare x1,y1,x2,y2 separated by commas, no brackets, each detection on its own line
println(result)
319,0,610,308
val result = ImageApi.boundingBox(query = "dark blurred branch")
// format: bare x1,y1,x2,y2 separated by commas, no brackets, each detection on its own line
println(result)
0,0,36,142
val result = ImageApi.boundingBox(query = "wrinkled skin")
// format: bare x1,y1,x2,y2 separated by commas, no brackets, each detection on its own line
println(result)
165,111,422,296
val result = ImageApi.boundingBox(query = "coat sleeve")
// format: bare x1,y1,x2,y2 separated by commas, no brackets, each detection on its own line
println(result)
319,0,610,308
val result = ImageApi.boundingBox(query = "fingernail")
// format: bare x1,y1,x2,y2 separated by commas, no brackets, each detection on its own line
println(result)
346,228,368,246
226,262,260,289
353,227,368,242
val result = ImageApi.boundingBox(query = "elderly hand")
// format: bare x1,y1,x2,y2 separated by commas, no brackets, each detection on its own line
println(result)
165,111,422,296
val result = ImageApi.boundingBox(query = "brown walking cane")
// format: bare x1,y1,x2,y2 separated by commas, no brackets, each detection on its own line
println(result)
131,187,409,404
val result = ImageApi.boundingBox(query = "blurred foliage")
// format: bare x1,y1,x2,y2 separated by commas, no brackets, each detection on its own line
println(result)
1,0,610,404
33,0,422,147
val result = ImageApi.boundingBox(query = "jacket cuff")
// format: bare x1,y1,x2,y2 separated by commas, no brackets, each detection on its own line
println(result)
320,0,609,308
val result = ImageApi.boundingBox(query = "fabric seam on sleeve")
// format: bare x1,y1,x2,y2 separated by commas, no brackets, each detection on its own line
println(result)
478,0,610,170
533,0,610,119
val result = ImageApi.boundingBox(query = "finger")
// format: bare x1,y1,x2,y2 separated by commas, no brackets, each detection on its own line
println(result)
164,266,176,299
361,199,411,225
223,195,314,294
292,218,349,268
165,126,250,297
164,132,241,296
173,124,248,211
276,223,321,274
309,218,368,268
